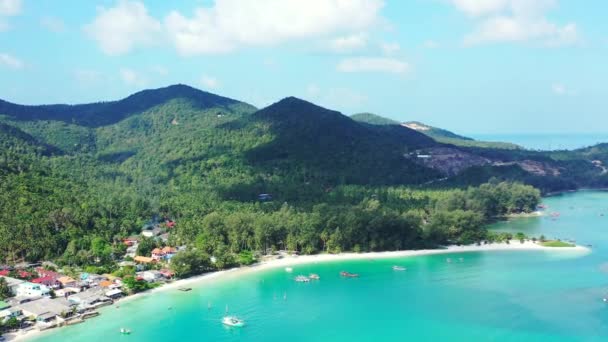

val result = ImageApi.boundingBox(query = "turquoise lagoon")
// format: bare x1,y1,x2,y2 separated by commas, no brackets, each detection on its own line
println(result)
33,191,608,342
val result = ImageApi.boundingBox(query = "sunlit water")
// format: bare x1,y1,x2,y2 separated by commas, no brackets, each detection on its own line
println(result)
32,191,608,342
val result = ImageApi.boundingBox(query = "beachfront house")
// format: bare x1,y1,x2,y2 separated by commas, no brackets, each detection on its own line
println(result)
159,269,175,279
19,297,74,323
140,270,163,282
0,307,21,322
16,282,50,297
105,289,123,300
68,289,112,310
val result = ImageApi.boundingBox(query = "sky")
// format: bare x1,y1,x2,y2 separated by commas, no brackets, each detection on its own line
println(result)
0,0,607,134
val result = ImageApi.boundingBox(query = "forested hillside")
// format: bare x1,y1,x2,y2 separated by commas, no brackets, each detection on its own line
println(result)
0,85,604,266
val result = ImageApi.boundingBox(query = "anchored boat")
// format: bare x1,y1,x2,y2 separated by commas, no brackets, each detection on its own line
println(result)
222,316,245,327
295,275,310,282
340,271,359,278
392,266,406,271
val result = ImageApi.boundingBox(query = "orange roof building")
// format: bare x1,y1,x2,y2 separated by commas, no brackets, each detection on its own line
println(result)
99,280,113,288
134,256,155,263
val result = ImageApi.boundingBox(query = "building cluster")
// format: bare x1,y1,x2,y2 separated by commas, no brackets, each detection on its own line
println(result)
0,217,182,336
0,265,127,332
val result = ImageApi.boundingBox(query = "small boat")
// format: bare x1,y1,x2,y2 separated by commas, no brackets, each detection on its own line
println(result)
222,316,245,327
392,266,406,271
285,267,293,273
295,275,310,282
120,328,131,335
340,271,359,278
446,258,452,263
178,287,192,292
309,273,320,280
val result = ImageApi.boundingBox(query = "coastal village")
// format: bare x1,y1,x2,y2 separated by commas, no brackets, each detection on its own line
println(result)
0,218,182,338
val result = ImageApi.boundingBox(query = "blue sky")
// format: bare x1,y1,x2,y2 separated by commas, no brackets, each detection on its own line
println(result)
0,0,607,134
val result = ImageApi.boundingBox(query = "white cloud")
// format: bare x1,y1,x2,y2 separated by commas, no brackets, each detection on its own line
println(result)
0,0,21,31
0,0,21,16
40,16,66,33
450,0,509,17
423,40,439,48
551,82,576,96
165,0,384,55
120,68,147,87
465,16,578,46
328,33,368,53
84,1,161,55
380,42,400,55
337,57,409,74
451,0,578,47
551,83,566,95
200,75,219,89
0,52,23,69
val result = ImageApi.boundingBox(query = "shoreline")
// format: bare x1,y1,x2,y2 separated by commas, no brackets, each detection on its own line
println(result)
5,241,590,342
544,187,608,197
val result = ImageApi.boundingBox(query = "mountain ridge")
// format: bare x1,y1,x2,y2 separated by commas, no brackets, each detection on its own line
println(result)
0,84,257,127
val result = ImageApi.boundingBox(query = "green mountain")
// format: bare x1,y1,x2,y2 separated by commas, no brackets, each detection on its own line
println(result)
402,121,473,141
351,114,520,150
0,84,605,264
351,112,400,125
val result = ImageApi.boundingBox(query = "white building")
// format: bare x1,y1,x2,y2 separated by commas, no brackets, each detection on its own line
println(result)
140,270,162,282
16,282,50,298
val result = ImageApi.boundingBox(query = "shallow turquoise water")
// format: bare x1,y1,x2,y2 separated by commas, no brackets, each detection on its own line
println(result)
32,191,608,342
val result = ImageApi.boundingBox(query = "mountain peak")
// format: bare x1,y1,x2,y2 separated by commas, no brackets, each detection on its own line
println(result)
0,84,256,127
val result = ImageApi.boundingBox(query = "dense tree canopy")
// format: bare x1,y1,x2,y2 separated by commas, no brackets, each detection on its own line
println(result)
0,84,596,269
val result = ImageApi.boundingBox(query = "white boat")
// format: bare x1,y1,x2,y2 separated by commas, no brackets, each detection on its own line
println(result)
285,267,293,273
392,266,406,271
222,316,245,327
295,275,310,282
120,328,131,335
309,273,320,280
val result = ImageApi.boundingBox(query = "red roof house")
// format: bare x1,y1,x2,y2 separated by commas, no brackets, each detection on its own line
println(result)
32,276,61,288
35,268,59,279
0,270,9,276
